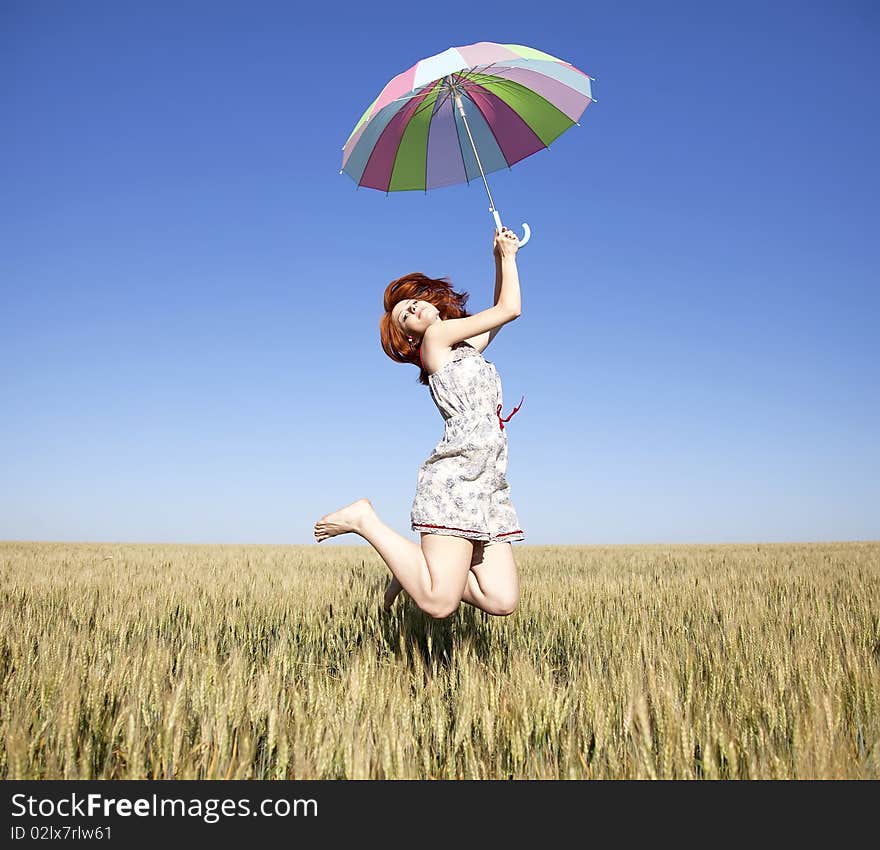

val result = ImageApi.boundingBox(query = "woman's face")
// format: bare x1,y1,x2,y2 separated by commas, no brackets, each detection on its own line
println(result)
391,298,440,341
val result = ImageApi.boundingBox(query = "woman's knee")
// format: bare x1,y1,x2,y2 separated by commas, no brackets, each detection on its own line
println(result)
419,533,471,619
423,595,461,620
491,587,520,616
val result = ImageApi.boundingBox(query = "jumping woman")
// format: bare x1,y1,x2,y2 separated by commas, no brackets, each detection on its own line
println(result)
314,227,525,619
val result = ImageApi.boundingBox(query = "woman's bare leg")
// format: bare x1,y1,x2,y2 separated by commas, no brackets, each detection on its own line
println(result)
386,541,519,616
462,541,520,615
383,575,405,610
314,499,473,619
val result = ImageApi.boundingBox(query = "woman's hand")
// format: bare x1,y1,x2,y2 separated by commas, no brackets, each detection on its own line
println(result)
493,226,519,260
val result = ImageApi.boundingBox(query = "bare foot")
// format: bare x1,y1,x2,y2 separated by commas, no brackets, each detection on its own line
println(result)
314,498,374,543
383,576,404,610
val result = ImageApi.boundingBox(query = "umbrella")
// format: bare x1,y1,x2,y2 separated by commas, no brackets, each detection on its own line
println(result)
340,41,595,246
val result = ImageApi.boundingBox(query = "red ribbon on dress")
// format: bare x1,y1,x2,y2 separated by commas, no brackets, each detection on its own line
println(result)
497,395,524,430
417,343,523,430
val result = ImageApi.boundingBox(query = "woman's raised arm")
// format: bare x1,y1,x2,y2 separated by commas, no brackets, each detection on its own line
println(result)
426,228,521,349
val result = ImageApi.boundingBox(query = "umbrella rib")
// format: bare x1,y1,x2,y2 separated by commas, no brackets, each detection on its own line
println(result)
381,69,545,115
423,80,449,192
382,58,587,110
465,73,577,149
458,64,525,89
346,84,438,148
461,65,590,102
451,84,472,187
365,84,437,192
488,75,590,103
461,87,514,171
463,74,533,94
432,85,454,113
445,74,478,187
458,62,502,81
396,80,443,190
411,81,446,120
385,82,443,106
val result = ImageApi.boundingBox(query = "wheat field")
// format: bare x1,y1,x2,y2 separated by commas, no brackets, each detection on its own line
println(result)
1,540,878,779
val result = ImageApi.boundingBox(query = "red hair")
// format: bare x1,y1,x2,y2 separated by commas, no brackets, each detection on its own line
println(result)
380,272,471,386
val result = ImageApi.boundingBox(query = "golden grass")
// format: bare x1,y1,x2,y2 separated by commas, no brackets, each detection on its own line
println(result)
1,541,878,779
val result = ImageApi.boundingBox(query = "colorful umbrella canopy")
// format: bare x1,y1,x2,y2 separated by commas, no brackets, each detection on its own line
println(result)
340,41,594,243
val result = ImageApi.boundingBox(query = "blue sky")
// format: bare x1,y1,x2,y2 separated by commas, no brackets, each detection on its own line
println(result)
2,0,878,544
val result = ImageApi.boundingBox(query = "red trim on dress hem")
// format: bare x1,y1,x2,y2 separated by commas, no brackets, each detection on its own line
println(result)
413,522,524,537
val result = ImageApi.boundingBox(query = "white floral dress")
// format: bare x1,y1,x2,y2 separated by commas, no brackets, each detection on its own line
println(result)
410,341,525,543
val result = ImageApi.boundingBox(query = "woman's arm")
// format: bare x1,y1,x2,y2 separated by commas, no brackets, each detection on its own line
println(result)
462,253,509,353
440,229,521,351
495,251,521,314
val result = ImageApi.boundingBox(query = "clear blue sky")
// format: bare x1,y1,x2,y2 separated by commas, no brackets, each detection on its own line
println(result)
2,0,878,544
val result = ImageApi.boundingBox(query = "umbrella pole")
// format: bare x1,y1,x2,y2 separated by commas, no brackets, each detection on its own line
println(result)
453,92,502,231
453,90,531,246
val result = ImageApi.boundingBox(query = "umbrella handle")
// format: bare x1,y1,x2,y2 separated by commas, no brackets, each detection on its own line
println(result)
492,210,532,248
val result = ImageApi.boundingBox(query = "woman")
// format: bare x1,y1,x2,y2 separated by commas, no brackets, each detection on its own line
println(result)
314,227,525,619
